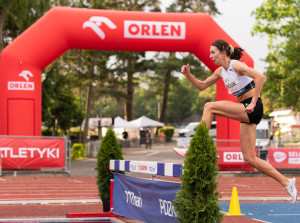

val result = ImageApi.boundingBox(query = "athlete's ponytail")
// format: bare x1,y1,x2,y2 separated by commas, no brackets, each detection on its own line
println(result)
211,39,244,60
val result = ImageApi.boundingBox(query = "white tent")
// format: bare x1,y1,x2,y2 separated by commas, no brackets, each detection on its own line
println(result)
130,115,164,128
113,116,139,128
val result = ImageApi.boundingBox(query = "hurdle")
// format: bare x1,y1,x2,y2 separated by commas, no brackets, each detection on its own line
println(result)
109,160,183,223
109,159,183,177
68,159,183,223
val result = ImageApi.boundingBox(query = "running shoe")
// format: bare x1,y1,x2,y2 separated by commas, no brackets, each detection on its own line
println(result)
172,147,188,158
285,178,298,204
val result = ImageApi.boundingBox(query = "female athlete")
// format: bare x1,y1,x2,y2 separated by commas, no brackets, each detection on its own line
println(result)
181,39,297,203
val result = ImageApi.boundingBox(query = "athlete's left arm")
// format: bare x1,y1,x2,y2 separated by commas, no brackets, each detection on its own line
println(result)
233,61,266,110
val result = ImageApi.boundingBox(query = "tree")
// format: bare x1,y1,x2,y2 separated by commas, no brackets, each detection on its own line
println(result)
0,0,14,51
167,0,220,15
148,0,220,123
42,59,85,135
112,51,147,121
94,0,161,121
1,0,71,52
96,128,124,212
252,0,300,111
173,122,222,222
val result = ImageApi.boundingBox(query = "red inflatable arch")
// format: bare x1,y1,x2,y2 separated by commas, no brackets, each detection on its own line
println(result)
0,7,253,144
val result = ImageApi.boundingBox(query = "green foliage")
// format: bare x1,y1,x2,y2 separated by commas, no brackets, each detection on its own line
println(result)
173,122,222,223
42,59,85,134
252,0,300,111
159,126,174,142
95,129,124,203
159,126,174,137
71,143,86,160
167,0,220,15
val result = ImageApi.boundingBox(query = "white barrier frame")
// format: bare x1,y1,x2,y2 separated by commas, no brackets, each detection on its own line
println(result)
109,159,183,178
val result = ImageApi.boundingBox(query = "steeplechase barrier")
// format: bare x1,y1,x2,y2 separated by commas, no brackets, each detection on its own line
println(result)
68,159,184,222
109,159,183,177
108,159,183,223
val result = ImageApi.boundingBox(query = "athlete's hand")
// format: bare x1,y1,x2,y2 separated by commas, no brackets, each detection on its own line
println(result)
181,64,191,77
244,103,255,113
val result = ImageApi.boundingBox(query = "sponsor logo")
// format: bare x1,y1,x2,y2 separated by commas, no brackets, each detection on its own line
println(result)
159,199,177,218
125,190,142,208
19,70,33,81
289,151,300,157
83,16,116,39
273,151,287,163
289,158,300,164
223,152,244,162
0,147,60,159
8,70,34,91
124,21,185,39
130,164,137,171
129,161,157,174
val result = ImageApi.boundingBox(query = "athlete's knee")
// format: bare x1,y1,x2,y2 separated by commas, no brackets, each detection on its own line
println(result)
204,102,215,112
243,155,256,167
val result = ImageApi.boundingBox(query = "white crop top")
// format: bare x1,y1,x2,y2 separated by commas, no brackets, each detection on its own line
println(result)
221,60,255,97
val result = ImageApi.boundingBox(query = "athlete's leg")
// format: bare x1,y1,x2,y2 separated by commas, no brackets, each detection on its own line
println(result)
240,123,289,187
201,101,249,129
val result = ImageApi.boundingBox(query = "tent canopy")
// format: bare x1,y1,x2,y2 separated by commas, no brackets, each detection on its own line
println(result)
130,116,164,128
113,116,139,128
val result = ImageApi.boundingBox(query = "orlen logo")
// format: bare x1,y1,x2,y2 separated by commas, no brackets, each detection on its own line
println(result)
273,152,287,163
224,152,244,163
83,16,117,39
8,70,34,91
124,21,185,39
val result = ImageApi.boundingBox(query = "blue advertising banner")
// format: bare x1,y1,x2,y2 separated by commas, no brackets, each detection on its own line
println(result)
113,173,181,223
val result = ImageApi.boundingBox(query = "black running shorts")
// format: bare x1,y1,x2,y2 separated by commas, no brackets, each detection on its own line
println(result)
240,97,263,125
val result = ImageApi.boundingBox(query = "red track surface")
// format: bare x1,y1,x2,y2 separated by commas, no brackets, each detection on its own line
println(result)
0,176,298,222
0,177,98,201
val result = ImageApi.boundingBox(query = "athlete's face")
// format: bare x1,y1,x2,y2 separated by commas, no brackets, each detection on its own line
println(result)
210,46,225,65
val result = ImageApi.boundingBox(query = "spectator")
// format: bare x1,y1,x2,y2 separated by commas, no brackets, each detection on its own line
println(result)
122,130,128,140
145,130,152,150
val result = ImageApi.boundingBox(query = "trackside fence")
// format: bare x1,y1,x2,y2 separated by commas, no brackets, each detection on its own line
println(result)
0,135,71,175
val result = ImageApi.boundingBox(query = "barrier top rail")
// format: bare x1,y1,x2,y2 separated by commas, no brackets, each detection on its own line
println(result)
109,160,183,178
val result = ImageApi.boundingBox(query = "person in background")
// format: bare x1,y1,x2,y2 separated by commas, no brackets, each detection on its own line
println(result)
122,130,128,140
145,130,152,150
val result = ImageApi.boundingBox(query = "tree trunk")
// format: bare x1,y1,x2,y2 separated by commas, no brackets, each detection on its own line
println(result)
125,58,134,121
159,70,171,123
83,84,93,145
126,72,133,121
159,52,174,123
79,86,83,143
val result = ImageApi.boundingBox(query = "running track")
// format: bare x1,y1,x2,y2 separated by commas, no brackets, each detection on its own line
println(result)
0,176,298,222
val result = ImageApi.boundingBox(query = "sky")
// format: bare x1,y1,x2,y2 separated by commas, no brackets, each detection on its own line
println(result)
161,0,269,72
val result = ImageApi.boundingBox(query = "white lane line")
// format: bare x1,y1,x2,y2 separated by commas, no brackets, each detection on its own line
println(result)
251,218,271,223
0,217,111,222
268,214,300,216
219,197,291,201
0,178,7,181
0,199,101,205
146,152,160,156
67,179,83,183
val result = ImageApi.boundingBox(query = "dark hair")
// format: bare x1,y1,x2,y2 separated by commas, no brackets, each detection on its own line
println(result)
211,39,244,60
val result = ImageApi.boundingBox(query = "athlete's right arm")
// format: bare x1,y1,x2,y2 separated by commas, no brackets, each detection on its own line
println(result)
181,64,221,91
